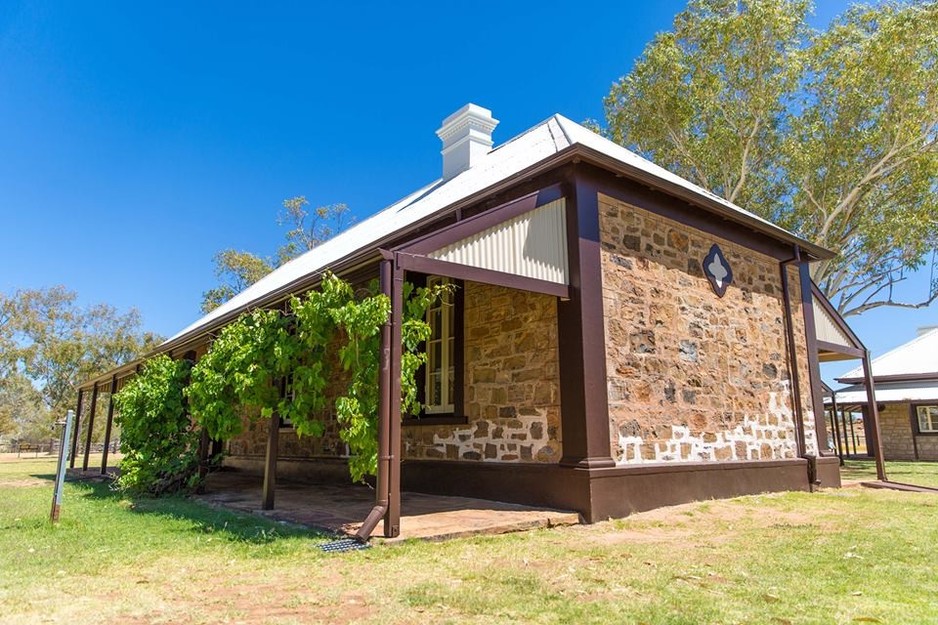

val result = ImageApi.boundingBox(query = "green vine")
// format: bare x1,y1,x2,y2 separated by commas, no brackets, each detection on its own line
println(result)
113,354,197,495
184,271,451,483
186,308,289,440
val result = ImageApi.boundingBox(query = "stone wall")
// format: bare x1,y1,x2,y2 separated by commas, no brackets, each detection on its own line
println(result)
402,281,563,463
598,192,817,465
225,409,347,459
225,347,351,461
879,403,938,461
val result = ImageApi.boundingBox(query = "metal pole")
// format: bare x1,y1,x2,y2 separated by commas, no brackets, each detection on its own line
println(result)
51,410,75,523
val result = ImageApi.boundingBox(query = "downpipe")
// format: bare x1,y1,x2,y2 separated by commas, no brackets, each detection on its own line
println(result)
355,258,393,542
779,246,819,491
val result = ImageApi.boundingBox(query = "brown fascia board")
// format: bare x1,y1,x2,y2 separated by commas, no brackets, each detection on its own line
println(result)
79,143,832,389
836,372,938,385
571,145,836,262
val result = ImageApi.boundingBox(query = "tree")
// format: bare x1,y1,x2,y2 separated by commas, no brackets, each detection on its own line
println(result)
0,286,161,441
200,250,274,313
604,0,938,316
277,196,352,265
201,196,353,313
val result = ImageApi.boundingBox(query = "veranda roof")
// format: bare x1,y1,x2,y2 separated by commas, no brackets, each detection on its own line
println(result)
827,381,938,406
838,328,938,383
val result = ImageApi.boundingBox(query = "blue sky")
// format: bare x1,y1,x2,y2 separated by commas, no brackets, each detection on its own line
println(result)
1,1,934,384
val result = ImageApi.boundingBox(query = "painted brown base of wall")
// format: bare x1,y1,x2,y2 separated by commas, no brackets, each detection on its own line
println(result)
404,458,830,523
815,455,842,489
223,456,356,484
222,455,840,524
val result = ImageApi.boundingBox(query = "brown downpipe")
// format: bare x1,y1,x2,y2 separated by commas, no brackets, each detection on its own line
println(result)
355,256,393,541
779,246,814,487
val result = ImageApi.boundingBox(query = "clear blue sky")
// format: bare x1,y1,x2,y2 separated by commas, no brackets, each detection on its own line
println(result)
1,1,933,384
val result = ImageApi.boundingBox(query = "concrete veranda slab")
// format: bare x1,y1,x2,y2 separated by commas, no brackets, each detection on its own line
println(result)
196,469,581,542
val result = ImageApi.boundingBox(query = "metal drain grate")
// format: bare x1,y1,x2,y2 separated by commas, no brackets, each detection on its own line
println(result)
319,537,371,553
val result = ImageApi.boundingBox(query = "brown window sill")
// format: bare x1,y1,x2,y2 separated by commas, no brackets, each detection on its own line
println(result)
403,415,468,427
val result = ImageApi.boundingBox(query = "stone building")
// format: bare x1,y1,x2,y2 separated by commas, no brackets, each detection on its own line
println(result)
830,327,938,461
78,104,843,538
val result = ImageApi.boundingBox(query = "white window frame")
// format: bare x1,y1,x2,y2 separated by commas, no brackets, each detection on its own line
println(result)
424,277,455,414
916,405,938,434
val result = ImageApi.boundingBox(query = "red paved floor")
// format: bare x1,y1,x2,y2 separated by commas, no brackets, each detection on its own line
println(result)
197,469,580,542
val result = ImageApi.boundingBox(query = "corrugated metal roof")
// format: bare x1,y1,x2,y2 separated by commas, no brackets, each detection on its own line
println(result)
428,198,569,285
839,328,938,381
827,380,938,405
163,113,828,350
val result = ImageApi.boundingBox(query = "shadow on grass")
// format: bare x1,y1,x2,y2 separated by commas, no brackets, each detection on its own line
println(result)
841,459,938,489
32,471,331,545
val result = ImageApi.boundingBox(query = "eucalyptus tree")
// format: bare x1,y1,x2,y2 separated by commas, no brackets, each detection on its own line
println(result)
605,0,938,315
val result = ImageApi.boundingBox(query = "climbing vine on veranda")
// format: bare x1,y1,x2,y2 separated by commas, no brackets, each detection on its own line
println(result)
185,271,450,482
113,354,198,495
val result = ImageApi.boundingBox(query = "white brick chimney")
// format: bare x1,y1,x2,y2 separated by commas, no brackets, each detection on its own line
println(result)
436,103,499,181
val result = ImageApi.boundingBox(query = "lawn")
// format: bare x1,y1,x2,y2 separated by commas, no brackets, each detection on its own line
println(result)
840,458,938,489
1,456,936,624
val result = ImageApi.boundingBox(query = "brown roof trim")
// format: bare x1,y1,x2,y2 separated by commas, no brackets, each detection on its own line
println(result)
837,371,938,385
571,145,835,261
395,252,570,299
817,340,865,359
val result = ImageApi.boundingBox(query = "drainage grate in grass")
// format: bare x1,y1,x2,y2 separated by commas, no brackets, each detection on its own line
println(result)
319,537,371,553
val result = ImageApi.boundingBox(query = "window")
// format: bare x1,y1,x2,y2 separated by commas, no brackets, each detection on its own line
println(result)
917,405,938,434
425,277,455,414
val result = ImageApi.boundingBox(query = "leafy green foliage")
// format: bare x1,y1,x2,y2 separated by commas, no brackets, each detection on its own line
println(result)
201,197,354,313
113,355,197,496
277,196,353,265
0,286,160,443
201,250,275,313
604,0,938,315
187,272,447,482
186,308,289,440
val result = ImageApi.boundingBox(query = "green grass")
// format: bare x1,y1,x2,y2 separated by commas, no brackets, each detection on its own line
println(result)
1,457,937,624
840,458,938,488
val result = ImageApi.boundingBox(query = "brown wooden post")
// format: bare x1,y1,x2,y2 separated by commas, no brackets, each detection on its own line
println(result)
829,393,844,465
385,259,404,538
69,389,84,468
356,256,393,542
556,172,615,469
799,264,829,454
100,376,118,474
262,413,280,510
82,384,99,471
908,405,920,461
847,407,858,455
862,352,887,481
197,429,210,474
